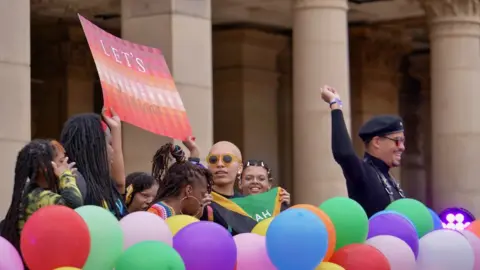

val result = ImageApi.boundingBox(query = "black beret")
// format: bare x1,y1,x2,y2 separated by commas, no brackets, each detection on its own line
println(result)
358,115,404,142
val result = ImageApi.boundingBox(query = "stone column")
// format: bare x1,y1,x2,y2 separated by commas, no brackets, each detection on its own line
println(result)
292,0,350,204
0,0,30,216
419,0,480,214
213,29,289,186
405,53,431,204
349,27,410,181
121,0,213,172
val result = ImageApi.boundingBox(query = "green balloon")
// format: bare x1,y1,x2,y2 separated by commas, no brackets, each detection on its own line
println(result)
75,205,123,270
386,198,433,238
319,197,368,250
116,241,185,270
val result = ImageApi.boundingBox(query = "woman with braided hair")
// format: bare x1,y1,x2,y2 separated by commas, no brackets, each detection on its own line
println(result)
148,143,213,219
60,108,127,219
124,172,158,212
1,139,83,251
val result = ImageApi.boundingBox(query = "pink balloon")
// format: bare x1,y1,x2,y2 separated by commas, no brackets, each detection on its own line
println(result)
460,230,480,269
0,236,23,270
366,235,416,270
234,233,275,270
120,211,172,249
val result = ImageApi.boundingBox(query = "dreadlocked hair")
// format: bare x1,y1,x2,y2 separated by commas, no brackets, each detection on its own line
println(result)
151,143,213,203
60,113,122,218
1,139,58,250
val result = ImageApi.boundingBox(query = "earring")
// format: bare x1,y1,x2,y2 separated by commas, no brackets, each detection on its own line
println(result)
179,195,202,217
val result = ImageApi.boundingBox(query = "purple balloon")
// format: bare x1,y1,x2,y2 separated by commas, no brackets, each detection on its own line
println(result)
368,212,419,258
173,221,237,270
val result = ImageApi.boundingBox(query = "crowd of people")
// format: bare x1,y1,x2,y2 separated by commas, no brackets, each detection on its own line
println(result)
0,108,291,254
0,85,407,265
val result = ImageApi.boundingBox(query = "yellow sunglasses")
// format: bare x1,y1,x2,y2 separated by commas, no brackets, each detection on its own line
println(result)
206,153,241,167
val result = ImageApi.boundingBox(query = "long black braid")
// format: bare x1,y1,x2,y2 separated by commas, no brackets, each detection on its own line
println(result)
151,143,213,202
0,139,58,250
60,113,122,218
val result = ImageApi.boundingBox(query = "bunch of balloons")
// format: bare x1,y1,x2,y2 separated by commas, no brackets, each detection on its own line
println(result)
2,197,480,270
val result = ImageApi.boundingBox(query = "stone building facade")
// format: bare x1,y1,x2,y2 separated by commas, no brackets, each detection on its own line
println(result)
1,0,478,217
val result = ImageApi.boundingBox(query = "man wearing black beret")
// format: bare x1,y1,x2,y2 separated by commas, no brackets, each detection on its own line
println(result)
321,85,405,217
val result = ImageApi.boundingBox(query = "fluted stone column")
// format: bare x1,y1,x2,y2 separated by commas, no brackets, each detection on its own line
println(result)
419,0,480,214
293,0,350,204
0,0,30,216
406,53,431,204
121,0,213,172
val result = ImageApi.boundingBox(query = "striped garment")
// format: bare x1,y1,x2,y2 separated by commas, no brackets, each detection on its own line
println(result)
148,201,175,219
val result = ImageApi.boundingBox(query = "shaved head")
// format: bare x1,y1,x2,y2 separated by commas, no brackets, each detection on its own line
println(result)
207,141,243,193
209,141,242,160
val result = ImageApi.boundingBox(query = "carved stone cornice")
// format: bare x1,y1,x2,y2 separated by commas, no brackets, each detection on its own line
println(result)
418,0,480,19
294,0,348,10
350,27,411,80
417,0,480,37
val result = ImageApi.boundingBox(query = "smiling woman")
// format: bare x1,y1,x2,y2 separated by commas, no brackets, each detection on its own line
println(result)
239,160,273,195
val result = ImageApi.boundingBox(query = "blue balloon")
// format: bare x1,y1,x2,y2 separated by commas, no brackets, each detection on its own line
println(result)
428,208,443,230
266,208,328,270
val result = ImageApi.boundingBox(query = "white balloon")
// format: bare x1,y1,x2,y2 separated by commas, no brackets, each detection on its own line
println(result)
366,235,416,270
417,229,474,270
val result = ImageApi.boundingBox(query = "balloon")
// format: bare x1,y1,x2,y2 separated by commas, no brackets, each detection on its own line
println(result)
0,236,23,270
319,197,368,250
367,211,418,257
386,198,433,238
466,220,480,237
120,211,172,249
76,205,123,270
291,204,336,261
460,230,480,270
417,229,474,270
55,268,81,270
173,221,236,270
428,208,442,230
234,233,275,270
266,208,328,270
330,243,390,270
166,215,199,236
20,205,90,270
316,262,345,270
366,235,416,270
116,241,185,270
370,210,415,227
251,217,273,236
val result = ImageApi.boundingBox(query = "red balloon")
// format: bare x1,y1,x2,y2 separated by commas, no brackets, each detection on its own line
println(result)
330,243,390,270
20,205,90,270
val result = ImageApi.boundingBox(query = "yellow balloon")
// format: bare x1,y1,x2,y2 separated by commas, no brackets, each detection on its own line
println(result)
54,268,81,270
316,262,345,270
166,214,199,235
251,217,273,236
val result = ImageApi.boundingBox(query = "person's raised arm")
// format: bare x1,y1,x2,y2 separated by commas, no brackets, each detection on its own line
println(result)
321,86,364,179
102,108,126,195
49,158,83,208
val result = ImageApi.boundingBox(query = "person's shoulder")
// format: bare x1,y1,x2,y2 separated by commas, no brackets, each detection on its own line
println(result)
148,203,169,219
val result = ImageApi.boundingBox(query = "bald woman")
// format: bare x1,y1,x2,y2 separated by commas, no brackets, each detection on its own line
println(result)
206,141,244,198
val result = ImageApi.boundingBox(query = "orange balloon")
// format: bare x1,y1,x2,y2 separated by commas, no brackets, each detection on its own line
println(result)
291,204,336,261
466,220,480,237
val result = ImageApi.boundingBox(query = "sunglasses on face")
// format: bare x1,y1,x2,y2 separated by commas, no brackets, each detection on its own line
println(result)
382,136,406,147
206,153,241,166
